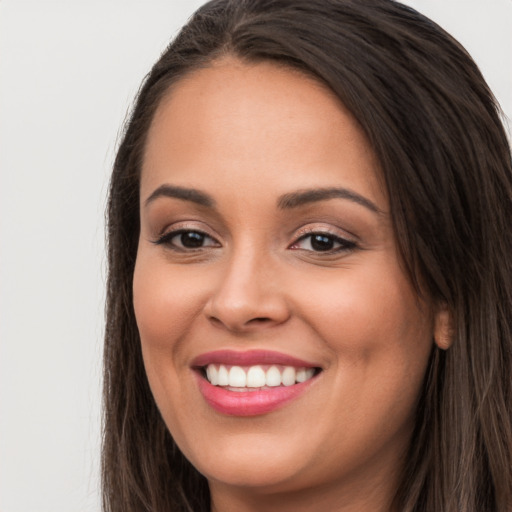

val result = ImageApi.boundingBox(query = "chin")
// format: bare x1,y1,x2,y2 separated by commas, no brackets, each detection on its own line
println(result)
179,429,313,491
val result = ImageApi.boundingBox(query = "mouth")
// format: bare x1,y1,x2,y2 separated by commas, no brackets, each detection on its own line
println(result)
192,350,322,416
200,363,320,390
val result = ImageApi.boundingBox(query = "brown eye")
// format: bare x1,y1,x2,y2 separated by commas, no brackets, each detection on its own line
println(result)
178,231,207,248
290,233,356,253
310,234,336,251
155,229,220,250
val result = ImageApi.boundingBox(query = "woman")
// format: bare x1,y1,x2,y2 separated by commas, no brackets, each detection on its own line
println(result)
102,0,512,510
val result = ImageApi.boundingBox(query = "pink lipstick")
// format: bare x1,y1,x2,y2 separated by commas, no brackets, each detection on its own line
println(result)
192,350,321,416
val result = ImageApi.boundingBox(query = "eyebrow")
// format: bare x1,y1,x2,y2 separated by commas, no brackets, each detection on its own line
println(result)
145,185,215,208
144,184,382,214
277,187,382,214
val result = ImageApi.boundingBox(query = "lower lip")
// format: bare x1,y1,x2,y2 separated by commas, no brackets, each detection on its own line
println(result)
196,373,317,416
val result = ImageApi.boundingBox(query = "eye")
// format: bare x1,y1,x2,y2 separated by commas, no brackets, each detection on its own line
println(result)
154,229,220,250
290,232,356,253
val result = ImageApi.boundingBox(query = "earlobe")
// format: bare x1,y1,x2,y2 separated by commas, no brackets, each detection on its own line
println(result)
434,304,454,350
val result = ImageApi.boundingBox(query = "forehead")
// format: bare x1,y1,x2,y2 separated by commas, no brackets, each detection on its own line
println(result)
141,57,387,211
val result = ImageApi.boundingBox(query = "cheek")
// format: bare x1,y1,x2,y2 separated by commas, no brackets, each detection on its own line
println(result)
295,259,434,411
299,255,432,352
132,250,206,421
132,251,206,435
295,267,433,460
133,252,207,353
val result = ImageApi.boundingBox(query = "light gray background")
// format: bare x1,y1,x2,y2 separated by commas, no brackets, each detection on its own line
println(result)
0,1,510,511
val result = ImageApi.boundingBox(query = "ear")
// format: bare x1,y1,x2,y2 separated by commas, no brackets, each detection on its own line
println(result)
433,303,454,350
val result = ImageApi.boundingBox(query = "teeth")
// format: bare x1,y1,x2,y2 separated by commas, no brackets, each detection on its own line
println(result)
247,366,266,387
206,365,218,385
296,368,314,383
204,364,317,388
228,366,246,387
266,366,282,386
217,365,229,386
282,366,296,386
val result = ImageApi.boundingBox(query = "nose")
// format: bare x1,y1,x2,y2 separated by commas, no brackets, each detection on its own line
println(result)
204,247,291,333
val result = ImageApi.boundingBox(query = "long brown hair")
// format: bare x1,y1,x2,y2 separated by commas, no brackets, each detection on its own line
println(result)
103,1,512,510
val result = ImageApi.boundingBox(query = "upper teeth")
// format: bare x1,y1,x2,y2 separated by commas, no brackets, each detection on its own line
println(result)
205,364,315,388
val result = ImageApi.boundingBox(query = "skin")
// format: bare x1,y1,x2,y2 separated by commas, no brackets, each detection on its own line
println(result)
133,58,447,512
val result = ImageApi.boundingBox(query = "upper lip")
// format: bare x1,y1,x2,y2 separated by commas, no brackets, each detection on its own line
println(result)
191,349,321,368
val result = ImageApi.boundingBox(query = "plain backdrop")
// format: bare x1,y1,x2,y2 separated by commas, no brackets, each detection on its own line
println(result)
0,1,510,511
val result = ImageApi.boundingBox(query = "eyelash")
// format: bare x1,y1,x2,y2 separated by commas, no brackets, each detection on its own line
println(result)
153,228,357,254
153,229,220,251
290,230,357,253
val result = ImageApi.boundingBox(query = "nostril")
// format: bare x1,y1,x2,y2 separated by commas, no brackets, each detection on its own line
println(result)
207,314,274,331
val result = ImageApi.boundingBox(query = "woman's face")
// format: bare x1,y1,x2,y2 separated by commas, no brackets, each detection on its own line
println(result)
134,59,438,505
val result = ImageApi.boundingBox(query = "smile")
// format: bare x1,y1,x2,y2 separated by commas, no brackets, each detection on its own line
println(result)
192,350,322,416
204,364,316,389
